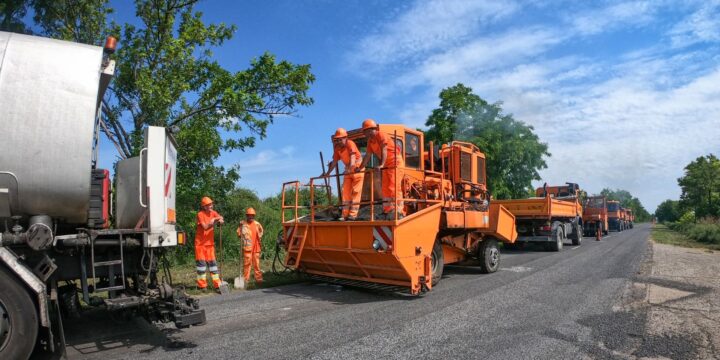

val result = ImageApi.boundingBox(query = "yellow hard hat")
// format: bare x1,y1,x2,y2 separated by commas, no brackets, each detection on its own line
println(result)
200,196,213,207
333,128,348,139
361,118,377,130
246,207,256,215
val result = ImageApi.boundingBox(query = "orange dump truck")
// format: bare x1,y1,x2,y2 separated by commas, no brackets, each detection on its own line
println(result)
494,183,584,251
626,209,634,229
583,196,609,238
279,125,517,295
607,200,625,231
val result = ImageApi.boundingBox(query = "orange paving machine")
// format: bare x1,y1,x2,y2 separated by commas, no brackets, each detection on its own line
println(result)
494,183,584,251
278,124,517,295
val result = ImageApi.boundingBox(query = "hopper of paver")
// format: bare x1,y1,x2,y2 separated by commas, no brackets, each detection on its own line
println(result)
282,199,443,294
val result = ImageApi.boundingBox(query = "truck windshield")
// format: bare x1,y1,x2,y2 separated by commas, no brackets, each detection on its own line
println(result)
586,198,604,208
607,203,620,211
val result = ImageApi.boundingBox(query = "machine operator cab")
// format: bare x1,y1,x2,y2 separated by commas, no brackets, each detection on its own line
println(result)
536,182,581,199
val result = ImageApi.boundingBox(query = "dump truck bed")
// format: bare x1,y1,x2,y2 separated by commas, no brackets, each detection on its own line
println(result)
493,196,581,219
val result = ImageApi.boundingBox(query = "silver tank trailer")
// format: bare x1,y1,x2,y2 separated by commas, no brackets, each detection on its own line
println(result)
0,32,103,224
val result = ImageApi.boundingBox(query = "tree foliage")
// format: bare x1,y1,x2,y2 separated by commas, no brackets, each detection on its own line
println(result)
677,154,720,219
0,0,30,34
599,188,651,222
654,199,680,223
425,83,550,199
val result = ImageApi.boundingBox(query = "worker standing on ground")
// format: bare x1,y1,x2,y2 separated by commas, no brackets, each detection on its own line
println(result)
195,196,224,291
237,207,264,286
322,128,364,220
358,119,405,219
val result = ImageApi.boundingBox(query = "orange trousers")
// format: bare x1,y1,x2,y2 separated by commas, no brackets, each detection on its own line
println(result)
381,157,404,215
342,173,364,218
195,245,221,289
243,248,263,283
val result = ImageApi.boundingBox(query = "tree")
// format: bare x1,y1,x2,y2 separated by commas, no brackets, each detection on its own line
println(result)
655,199,680,223
0,0,31,34
677,154,720,218
425,83,550,199
425,84,486,145
599,188,651,222
31,0,112,45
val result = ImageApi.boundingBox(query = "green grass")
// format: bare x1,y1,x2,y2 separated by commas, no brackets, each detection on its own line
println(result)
651,224,720,251
171,258,305,296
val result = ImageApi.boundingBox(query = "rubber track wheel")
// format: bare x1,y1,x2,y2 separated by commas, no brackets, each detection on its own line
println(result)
0,266,39,360
479,239,500,274
431,239,444,285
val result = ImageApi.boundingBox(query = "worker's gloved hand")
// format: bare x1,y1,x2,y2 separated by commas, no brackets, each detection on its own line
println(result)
216,216,224,225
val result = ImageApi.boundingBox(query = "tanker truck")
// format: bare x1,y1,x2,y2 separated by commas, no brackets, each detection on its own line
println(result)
0,32,205,359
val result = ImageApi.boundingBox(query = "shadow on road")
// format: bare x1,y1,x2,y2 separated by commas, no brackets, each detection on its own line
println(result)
62,308,199,359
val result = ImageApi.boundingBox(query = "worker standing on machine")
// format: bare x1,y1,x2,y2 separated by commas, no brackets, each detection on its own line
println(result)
358,119,405,219
322,128,364,221
237,207,264,286
195,196,224,291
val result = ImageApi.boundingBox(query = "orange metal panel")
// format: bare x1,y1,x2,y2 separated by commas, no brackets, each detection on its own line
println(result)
488,203,518,243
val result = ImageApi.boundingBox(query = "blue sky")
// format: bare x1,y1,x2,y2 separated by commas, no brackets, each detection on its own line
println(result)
101,0,720,212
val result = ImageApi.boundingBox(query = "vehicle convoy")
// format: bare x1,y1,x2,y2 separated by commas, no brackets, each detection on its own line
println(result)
279,125,518,295
583,196,609,238
607,200,625,231
0,32,204,359
494,183,584,251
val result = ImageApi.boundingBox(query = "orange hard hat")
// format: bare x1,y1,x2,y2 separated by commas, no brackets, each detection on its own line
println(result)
361,118,377,130
200,196,213,207
245,207,256,215
332,128,348,139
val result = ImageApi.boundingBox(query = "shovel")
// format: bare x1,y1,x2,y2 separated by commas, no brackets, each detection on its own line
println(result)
217,223,230,295
234,276,245,290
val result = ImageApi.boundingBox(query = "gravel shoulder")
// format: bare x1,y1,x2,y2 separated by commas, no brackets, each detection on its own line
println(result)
615,238,720,359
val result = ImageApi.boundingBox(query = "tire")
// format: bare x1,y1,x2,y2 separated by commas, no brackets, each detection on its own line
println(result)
548,226,563,252
479,239,500,274
431,239,444,285
0,266,39,360
572,223,582,246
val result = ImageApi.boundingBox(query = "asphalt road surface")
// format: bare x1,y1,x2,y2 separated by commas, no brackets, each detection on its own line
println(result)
65,224,653,360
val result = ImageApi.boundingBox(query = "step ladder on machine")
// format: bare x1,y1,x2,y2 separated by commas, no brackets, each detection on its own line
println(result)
90,233,126,293
281,181,310,269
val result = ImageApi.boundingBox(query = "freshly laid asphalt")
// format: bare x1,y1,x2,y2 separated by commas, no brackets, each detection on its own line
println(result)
65,224,653,360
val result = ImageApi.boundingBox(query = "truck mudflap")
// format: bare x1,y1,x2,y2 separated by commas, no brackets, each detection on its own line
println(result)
487,203,518,243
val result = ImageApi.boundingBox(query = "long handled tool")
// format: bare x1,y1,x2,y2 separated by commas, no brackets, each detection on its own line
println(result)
217,223,230,295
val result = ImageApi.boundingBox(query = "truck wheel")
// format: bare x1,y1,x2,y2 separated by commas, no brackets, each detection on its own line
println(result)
431,239,444,285
0,266,39,360
572,223,582,246
548,228,563,252
479,239,500,274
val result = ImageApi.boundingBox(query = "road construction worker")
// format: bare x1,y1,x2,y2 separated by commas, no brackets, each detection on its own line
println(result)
237,207,264,286
322,128,364,221
358,119,405,219
195,196,224,290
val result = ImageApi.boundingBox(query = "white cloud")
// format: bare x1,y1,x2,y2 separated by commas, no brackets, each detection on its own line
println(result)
348,0,519,73
669,1,720,47
569,1,659,35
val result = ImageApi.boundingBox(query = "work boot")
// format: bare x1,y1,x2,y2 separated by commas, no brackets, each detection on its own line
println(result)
337,217,346,221
347,216,357,221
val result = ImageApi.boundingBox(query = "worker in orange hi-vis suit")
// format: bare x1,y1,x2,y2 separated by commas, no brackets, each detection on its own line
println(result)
322,128,364,221
237,207,264,286
195,196,224,290
358,119,405,219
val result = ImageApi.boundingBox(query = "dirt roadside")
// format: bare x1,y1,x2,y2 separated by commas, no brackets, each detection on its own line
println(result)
615,239,720,359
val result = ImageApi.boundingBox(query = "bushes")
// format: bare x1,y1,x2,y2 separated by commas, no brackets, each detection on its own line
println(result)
666,216,720,245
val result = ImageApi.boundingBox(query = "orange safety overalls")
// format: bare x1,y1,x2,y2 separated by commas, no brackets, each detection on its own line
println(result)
367,132,404,215
195,210,222,289
333,139,364,218
237,220,264,284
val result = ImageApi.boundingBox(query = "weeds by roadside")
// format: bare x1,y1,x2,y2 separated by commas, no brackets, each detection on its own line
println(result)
651,224,720,251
